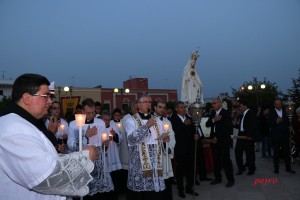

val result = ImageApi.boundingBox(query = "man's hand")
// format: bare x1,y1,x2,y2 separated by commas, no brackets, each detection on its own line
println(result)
57,144,65,153
184,118,191,125
213,115,222,122
48,117,60,134
211,137,218,144
110,129,117,138
146,117,155,129
83,145,99,160
277,117,283,124
194,134,200,140
162,135,170,143
85,126,98,138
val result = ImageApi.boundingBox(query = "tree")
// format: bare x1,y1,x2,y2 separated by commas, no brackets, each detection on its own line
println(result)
287,68,300,107
0,96,11,113
232,77,280,110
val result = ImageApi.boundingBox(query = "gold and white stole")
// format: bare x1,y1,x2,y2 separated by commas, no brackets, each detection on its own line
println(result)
132,114,163,177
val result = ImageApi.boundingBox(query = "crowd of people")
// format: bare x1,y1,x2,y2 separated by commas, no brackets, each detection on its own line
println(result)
0,73,299,200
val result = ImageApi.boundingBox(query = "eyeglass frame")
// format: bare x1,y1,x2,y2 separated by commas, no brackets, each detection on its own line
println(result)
31,93,52,100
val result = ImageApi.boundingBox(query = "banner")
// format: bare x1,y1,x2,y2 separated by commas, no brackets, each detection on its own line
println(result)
60,96,81,118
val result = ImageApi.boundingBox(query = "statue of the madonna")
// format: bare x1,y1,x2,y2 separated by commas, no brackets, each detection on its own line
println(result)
180,51,204,104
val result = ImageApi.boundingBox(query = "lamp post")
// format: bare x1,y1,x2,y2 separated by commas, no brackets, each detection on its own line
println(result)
114,88,130,110
284,95,295,174
57,86,61,102
243,77,266,110
64,86,73,98
188,94,205,198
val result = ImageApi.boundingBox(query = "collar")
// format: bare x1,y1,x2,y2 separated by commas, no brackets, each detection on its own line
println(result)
1,101,39,127
113,119,120,123
138,112,151,120
154,113,163,121
85,118,94,124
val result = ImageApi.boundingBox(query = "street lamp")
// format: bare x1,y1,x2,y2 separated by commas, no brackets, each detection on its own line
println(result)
114,88,130,111
64,86,73,98
246,77,266,109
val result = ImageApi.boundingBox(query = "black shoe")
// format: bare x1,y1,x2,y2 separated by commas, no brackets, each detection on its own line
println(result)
200,177,213,181
195,180,200,185
210,179,222,185
274,169,279,174
186,190,199,196
247,171,255,176
286,169,296,174
236,171,244,175
178,191,185,198
225,181,234,188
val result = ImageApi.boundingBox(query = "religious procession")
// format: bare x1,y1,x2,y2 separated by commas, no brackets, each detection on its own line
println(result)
1,52,300,200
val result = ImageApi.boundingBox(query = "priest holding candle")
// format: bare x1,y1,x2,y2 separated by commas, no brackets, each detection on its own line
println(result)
153,101,176,200
68,98,114,199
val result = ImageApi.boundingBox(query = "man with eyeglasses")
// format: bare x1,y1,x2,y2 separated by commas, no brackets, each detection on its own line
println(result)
205,98,235,188
124,95,166,200
45,101,69,152
0,73,98,199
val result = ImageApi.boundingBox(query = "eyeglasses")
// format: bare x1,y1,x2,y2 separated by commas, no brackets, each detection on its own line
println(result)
139,101,152,104
32,93,51,100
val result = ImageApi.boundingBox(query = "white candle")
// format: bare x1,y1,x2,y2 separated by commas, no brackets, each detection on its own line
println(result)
75,114,86,152
163,123,169,172
101,133,107,180
163,123,169,132
117,123,122,129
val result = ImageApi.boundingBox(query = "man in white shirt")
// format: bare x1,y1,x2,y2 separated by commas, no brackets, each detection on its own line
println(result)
153,101,176,200
68,98,114,199
0,73,98,200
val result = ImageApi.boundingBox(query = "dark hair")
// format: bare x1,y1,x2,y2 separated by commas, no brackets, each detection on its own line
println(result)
101,110,111,117
238,99,249,107
82,98,95,108
175,101,185,108
112,108,122,115
95,101,102,107
76,104,83,110
12,73,50,101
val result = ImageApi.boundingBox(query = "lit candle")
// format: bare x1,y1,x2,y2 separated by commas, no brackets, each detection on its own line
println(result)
163,123,169,132
109,133,113,141
101,133,107,180
163,123,170,172
75,114,86,151
117,123,122,129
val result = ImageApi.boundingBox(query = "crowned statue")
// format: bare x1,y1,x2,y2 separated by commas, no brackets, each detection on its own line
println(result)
180,51,204,104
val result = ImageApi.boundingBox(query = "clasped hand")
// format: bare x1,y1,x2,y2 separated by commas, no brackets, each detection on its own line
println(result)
85,126,98,138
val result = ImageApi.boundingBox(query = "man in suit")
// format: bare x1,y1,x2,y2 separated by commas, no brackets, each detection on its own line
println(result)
234,99,257,176
170,101,200,198
205,98,234,188
268,98,295,174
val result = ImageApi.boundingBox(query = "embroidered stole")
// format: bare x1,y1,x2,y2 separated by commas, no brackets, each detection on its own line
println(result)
132,114,163,177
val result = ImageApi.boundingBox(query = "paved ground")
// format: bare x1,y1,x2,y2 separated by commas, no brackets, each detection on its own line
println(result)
174,150,300,200
120,150,300,200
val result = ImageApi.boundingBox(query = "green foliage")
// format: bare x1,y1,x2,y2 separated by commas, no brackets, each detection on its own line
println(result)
0,96,11,113
287,68,300,108
232,77,280,110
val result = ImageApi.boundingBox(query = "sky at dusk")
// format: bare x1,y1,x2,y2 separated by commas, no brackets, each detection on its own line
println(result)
0,0,299,99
